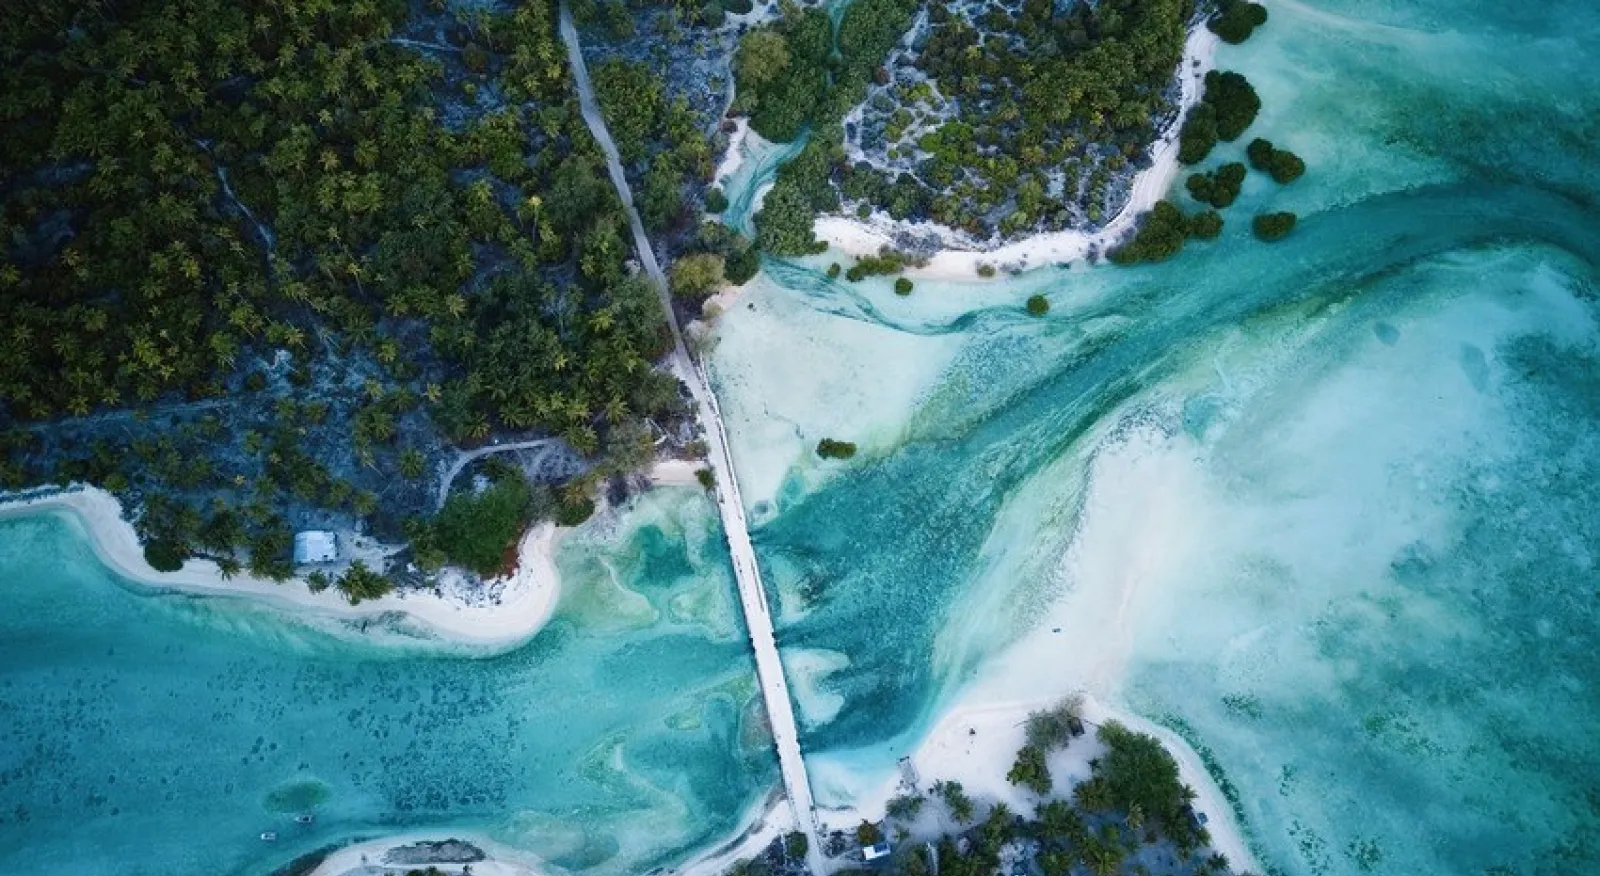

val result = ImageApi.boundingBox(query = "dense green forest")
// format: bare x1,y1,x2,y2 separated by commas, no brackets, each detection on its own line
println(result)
580,0,764,314
738,0,1192,249
735,0,919,255
0,0,684,585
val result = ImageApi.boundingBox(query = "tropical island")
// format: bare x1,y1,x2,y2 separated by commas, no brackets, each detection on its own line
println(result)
0,0,729,611
0,0,1292,607
720,697,1258,876
3,0,1274,870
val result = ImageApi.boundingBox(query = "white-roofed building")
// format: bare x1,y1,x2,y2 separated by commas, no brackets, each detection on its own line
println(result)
292,530,337,565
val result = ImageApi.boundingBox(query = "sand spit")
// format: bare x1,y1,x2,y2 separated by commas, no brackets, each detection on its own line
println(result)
0,485,564,650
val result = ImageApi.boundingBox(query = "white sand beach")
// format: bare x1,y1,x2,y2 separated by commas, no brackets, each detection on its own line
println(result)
816,692,1260,875
649,458,711,487
308,832,552,876
814,27,1220,281
673,795,797,876
0,486,565,649
713,117,751,187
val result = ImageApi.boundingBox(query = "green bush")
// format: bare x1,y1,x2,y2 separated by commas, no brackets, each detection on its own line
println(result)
1209,0,1269,44
976,263,997,278
1185,162,1247,208
670,253,727,301
1247,138,1307,184
337,560,393,605
1026,294,1050,316
1246,137,1275,168
144,539,188,573
725,244,761,285
816,438,858,459
1024,699,1082,748
723,0,753,12
1110,201,1192,265
432,476,532,576
695,468,715,490
1178,104,1219,165
1187,210,1225,239
1007,743,1052,795
1206,70,1261,141
1253,211,1298,241
826,262,842,279
1093,720,1189,825
784,831,809,859
893,277,914,296
705,188,729,213
1269,149,1307,184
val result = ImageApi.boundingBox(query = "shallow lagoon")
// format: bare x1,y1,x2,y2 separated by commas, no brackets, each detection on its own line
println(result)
0,487,772,876
712,0,1600,872
3,0,1599,873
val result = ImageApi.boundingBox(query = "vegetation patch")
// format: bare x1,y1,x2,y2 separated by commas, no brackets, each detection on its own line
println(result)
1179,70,1263,164
1110,201,1224,265
0,0,695,585
1186,163,1248,209
1247,138,1307,184
1209,0,1270,44
412,465,535,577
816,438,858,459
1253,211,1299,241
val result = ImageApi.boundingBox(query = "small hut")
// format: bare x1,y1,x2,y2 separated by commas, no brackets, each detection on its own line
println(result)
292,531,337,564
861,841,892,863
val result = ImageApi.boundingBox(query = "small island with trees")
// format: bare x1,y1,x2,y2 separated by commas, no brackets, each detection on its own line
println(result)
722,698,1258,876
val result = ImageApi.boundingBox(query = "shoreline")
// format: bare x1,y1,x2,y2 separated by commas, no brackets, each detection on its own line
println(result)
0,461,704,649
306,831,552,876
813,26,1220,281
816,691,1261,875
809,426,1263,873
0,485,566,650
302,794,791,876
672,795,794,876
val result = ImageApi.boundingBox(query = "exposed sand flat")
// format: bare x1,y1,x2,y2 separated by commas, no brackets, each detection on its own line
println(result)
806,427,1261,874
308,832,551,876
0,486,565,650
815,27,1221,281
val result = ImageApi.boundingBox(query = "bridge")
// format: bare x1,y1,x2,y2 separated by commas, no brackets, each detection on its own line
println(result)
559,7,826,872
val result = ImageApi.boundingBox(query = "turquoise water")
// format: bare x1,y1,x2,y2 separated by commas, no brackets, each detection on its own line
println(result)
0,488,773,876
5,0,1600,873
718,132,806,239
711,0,1600,873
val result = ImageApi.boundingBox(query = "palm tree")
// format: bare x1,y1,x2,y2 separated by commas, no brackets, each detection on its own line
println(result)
1085,842,1121,876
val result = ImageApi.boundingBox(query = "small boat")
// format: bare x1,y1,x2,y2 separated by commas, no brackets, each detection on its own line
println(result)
260,832,278,842
294,814,315,824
